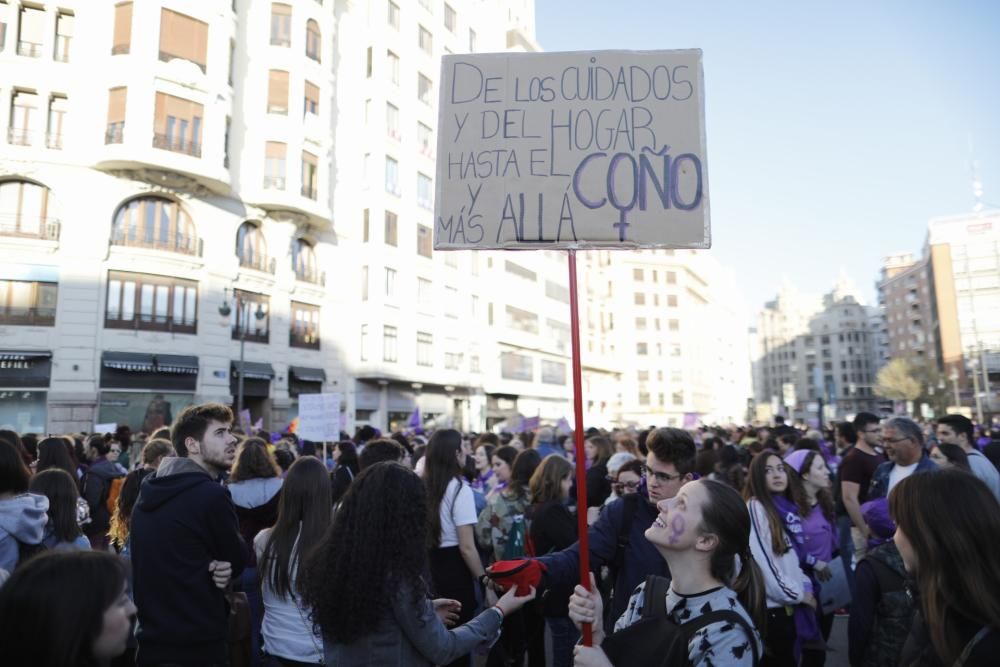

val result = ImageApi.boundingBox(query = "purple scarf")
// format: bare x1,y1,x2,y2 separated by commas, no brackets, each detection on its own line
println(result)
772,495,824,655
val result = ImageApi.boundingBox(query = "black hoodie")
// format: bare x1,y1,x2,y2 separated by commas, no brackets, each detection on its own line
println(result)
130,457,246,666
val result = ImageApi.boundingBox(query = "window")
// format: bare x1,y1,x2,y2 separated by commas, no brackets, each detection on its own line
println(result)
444,3,456,31
159,9,208,72
231,290,270,342
383,325,398,362
105,271,196,333
417,173,432,209
388,1,399,29
635,317,647,330
506,305,539,334
637,370,649,382
636,342,648,355
418,25,432,54
500,352,532,381
668,319,679,331
419,0,432,10
666,271,676,284
17,5,44,57
384,267,396,298
547,319,570,351
670,344,682,357
292,238,319,283
304,81,319,115
470,354,480,373
54,11,73,62
384,211,398,246
112,2,132,54
386,102,399,139
290,301,320,349
264,141,286,189
224,116,231,168
228,39,235,85
545,280,569,303
46,95,67,149
111,197,198,255
9,90,37,146
301,151,318,199
672,391,684,406
417,278,432,306
468,28,476,52
541,360,566,385
0,180,57,239
417,224,432,258
445,349,462,370
387,50,399,84
384,156,400,195
0,280,57,326
417,122,433,157
267,70,289,113
362,208,370,242
634,292,645,305
505,261,536,281
270,3,291,46
633,268,644,281
444,286,458,317
365,47,373,77
417,332,433,366
305,19,320,61
153,92,203,156
360,324,369,361
418,74,433,105
236,221,270,272
667,294,678,307
360,265,369,300
638,392,650,406
362,152,371,187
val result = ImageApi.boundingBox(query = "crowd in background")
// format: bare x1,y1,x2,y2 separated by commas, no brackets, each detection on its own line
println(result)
0,409,999,666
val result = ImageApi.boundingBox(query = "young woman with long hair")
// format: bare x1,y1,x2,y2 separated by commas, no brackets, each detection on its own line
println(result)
299,461,536,666
36,437,81,486
330,441,360,505
0,439,47,573
29,469,90,551
423,428,489,667
568,479,764,666
0,550,136,666
891,469,1000,666
255,456,331,666
784,450,839,667
107,439,173,554
585,435,615,507
487,445,518,500
744,452,813,666
527,455,578,667
471,442,497,495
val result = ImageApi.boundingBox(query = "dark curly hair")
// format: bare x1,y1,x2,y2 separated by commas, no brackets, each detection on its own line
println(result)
298,462,429,644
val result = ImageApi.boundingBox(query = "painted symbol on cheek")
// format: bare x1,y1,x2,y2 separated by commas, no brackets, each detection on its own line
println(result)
667,514,685,545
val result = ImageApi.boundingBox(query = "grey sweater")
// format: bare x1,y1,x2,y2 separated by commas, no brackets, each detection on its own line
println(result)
323,581,502,666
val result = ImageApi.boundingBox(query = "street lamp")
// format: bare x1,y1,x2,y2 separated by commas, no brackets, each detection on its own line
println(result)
218,288,266,418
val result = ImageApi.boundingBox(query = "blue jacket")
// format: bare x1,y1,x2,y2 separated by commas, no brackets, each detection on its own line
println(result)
868,454,938,501
537,492,668,626
534,441,565,459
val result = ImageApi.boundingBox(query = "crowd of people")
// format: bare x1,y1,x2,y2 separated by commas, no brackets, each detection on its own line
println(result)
0,407,999,666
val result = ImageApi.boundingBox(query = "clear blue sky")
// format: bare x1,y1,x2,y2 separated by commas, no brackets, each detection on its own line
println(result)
535,0,1000,312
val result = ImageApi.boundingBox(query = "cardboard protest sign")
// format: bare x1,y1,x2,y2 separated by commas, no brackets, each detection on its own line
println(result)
434,49,709,250
297,393,341,442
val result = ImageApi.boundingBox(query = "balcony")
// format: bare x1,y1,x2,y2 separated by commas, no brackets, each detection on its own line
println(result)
239,255,276,274
105,123,124,145
46,133,63,150
0,216,61,241
0,307,56,327
301,184,317,200
263,176,286,191
290,330,320,350
112,44,129,55
17,41,42,58
111,232,202,257
295,267,326,286
152,134,201,158
7,128,32,146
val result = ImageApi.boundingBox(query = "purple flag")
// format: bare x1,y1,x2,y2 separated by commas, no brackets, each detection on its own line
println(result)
407,407,421,428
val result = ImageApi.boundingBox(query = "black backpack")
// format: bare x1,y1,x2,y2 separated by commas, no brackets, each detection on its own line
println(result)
601,575,760,667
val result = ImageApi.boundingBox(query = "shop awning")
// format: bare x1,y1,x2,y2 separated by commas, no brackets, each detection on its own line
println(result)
102,352,155,372
0,350,52,361
231,361,275,380
290,366,326,383
155,355,199,375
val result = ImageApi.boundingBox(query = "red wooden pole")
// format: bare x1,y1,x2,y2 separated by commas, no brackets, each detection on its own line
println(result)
567,249,592,646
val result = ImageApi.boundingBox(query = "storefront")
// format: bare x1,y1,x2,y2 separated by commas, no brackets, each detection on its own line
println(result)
230,361,274,428
98,352,198,433
0,351,51,433
283,365,326,428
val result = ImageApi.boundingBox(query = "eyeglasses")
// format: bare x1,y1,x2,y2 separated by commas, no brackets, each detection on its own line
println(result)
863,428,881,434
640,465,684,484
883,436,911,445
609,478,641,492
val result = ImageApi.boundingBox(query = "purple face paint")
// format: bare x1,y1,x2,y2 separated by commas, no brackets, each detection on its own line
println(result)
667,514,685,545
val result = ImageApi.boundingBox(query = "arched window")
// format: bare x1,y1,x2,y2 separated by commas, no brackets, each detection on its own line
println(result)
111,196,196,254
292,238,318,283
237,221,270,272
305,19,321,62
0,179,59,240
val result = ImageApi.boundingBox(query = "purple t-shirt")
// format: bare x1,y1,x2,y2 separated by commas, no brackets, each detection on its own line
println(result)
800,504,836,564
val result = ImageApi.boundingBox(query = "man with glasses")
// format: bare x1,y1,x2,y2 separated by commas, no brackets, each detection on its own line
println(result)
839,412,886,559
523,427,696,629
868,416,937,501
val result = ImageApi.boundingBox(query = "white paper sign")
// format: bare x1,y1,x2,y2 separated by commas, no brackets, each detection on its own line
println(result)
94,422,117,434
434,49,709,250
297,393,341,442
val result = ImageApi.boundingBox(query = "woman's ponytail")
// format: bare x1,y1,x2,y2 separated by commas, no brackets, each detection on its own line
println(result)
732,549,767,635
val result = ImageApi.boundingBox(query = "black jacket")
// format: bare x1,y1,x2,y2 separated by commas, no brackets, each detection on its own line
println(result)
131,457,247,666
82,457,124,537
528,500,577,617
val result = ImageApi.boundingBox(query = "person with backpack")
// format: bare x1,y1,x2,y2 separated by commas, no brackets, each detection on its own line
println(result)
29,468,90,551
567,478,764,666
0,439,48,572
82,435,126,550
744,452,813,666
890,470,1000,666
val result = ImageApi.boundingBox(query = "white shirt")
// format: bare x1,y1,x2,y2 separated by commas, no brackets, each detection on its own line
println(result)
887,461,919,494
746,499,808,608
438,478,477,548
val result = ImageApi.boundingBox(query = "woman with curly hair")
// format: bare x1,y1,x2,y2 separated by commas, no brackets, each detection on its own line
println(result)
298,462,536,666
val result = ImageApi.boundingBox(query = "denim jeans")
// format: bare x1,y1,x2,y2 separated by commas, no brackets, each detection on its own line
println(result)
545,616,579,667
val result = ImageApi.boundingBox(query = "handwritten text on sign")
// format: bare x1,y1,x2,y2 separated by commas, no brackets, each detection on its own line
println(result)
434,50,709,250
